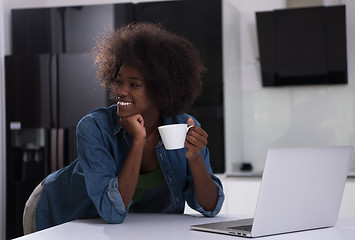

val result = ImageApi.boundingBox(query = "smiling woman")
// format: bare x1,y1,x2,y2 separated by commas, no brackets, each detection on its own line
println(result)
22,22,225,234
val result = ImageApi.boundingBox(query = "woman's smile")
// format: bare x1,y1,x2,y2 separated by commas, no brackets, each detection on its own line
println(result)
117,100,133,106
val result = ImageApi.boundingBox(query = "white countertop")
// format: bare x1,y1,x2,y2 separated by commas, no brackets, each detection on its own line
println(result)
13,214,355,240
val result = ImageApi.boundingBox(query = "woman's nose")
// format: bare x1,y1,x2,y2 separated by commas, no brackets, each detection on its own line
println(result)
116,84,128,97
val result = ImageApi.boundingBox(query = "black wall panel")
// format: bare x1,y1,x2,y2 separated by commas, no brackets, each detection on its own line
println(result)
256,5,347,86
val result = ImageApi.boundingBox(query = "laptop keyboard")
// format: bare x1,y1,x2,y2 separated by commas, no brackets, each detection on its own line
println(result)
227,225,253,232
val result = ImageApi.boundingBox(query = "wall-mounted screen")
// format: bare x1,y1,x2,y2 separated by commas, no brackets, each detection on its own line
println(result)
256,5,347,86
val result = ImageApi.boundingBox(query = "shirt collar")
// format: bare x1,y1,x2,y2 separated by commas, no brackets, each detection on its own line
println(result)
113,109,122,135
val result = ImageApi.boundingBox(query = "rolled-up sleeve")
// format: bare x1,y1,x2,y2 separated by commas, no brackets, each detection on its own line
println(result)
107,178,131,215
77,116,128,224
193,176,225,217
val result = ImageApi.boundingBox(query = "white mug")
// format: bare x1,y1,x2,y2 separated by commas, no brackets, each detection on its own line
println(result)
158,124,193,150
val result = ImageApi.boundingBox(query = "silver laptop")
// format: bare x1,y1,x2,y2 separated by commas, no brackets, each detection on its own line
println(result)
191,146,353,238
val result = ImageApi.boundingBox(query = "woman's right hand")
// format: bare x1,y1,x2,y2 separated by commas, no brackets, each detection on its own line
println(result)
119,114,146,142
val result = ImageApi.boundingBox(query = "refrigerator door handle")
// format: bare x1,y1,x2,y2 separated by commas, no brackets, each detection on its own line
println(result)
58,128,64,170
50,128,57,173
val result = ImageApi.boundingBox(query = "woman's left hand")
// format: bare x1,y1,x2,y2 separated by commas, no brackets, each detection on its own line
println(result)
185,117,218,211
185,117,208,161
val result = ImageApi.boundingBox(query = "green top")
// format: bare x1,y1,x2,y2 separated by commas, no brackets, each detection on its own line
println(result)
132,167,165,205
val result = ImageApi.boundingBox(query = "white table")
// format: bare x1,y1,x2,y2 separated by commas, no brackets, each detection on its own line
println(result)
14,214,355,240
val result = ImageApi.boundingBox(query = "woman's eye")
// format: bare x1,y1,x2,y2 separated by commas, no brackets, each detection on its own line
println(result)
130,82,141,88
112,79,142,88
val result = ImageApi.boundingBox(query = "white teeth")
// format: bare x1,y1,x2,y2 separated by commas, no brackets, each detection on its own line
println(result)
118,101,132,106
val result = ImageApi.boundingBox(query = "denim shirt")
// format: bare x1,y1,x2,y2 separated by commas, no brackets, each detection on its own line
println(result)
36,105,224,231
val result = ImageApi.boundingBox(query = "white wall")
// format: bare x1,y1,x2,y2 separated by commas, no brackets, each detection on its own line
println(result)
223,0,286,174
222,0,243,176
223,0,355,173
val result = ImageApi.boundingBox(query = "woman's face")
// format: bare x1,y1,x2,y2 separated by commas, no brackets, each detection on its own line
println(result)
115,63,157,118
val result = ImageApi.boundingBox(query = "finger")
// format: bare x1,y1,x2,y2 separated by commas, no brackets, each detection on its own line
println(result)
186,133,206,149
137,115,144,127
185,142,199,153
187,117,195,127
188,127,208,143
